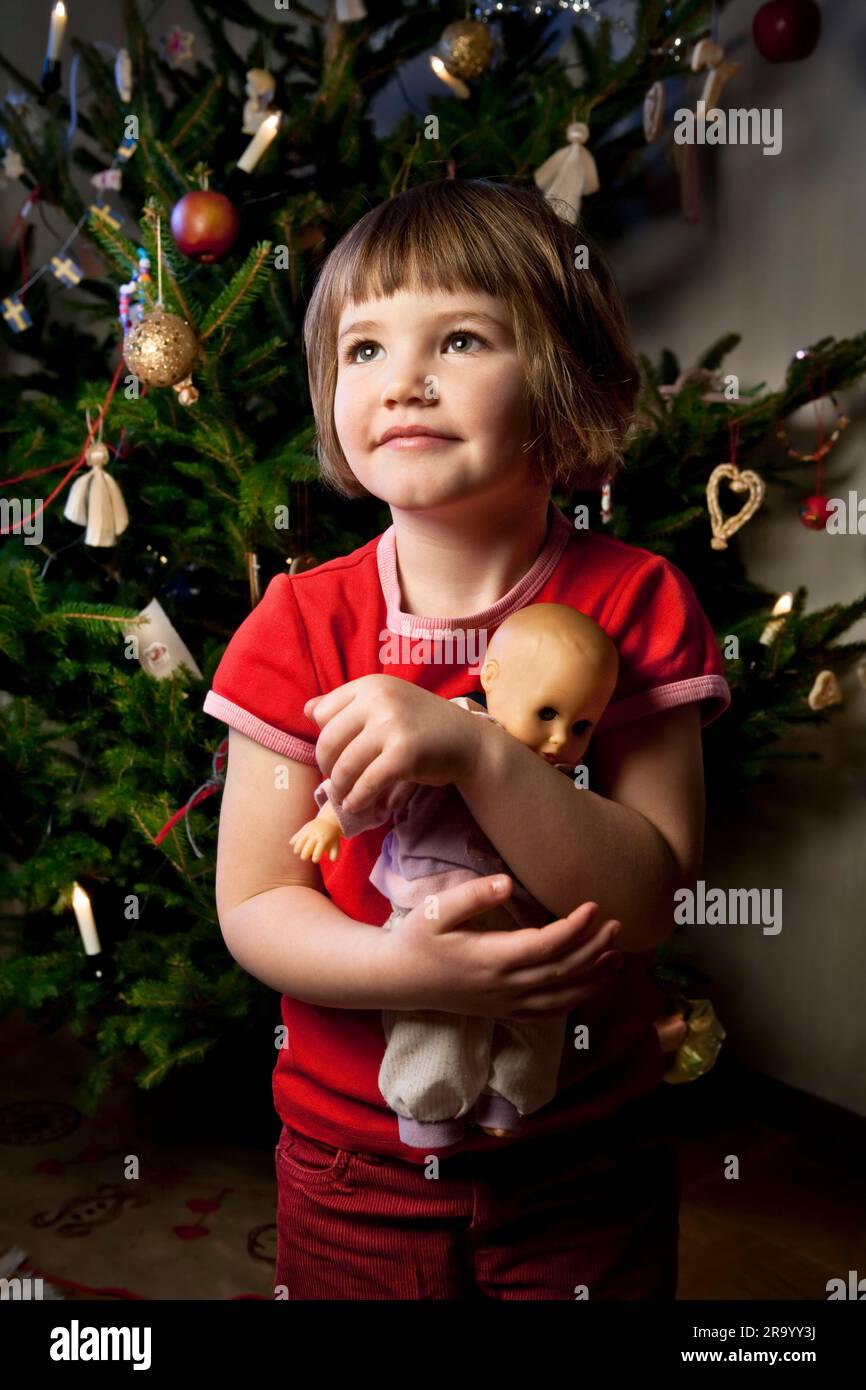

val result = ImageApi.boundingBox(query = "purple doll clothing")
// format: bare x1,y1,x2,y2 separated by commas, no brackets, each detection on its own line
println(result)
312,697,556,928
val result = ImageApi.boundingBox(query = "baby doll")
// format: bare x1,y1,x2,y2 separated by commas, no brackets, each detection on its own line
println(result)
290,603,619,1149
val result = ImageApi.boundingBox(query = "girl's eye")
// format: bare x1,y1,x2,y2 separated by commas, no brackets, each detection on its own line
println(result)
344,339,383,364
342,327,489,364
446,329,488,353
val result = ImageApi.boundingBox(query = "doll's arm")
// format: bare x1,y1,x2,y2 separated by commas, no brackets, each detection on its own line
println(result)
289,797,344,865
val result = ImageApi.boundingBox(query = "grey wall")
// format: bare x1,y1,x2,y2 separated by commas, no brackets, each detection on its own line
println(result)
611,0,866,1116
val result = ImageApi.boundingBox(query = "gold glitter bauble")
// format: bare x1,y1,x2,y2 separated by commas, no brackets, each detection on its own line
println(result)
123,306,198,387
439,20,493,81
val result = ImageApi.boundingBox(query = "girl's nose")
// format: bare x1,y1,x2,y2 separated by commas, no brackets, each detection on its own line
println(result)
380,354,436,405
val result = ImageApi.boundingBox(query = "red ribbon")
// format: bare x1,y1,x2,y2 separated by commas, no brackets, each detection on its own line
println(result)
154,739,229,850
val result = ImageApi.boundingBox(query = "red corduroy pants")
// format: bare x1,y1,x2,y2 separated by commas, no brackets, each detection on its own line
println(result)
273,1090,679,1301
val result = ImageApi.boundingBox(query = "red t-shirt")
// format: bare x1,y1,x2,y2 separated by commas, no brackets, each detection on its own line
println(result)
204,502,730,1162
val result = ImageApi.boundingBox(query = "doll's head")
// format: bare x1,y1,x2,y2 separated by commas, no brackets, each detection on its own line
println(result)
302,179,640,512
479,603,618,767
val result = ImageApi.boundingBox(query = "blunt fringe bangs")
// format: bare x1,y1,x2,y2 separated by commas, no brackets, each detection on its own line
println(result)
302,178,641,500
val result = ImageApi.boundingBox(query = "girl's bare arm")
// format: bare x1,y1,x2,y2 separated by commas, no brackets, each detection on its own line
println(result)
215,728,622,1015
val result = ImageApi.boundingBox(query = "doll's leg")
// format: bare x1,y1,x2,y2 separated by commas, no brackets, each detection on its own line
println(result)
472,1017,567,1129
379,902,494,1147
379,1007,494,1147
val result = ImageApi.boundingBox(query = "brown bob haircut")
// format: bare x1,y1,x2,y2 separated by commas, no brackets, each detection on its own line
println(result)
302,178,641,500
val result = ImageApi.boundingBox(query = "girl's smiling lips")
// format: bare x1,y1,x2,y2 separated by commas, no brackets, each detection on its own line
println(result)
378,423,459,447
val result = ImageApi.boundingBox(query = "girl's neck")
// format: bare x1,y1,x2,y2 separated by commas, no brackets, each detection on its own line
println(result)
390,490,552,619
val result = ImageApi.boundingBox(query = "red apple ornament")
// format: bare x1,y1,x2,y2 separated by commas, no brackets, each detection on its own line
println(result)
170,190,241,264
799,495,832,530
753,0,822,63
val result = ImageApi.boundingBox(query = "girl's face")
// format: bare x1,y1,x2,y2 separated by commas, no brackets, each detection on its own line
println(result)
333,289,538,514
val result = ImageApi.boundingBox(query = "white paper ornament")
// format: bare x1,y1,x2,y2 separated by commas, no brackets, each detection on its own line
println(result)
91,168,123,192
115,47,133,102
122,599,203,681
0,149,25,189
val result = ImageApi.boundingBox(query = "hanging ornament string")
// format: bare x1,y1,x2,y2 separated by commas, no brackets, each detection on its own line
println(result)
783,361,850,530
155,213,164,306
778,365,849,474
154,738,229,857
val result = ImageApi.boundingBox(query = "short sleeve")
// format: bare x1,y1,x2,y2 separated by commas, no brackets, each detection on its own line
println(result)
594,555,731,735
202,574,320,764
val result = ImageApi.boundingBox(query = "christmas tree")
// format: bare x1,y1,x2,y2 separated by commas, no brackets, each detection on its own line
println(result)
1,0,863,1116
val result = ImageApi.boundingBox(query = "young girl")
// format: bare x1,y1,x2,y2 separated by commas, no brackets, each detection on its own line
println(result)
205,178,731,1301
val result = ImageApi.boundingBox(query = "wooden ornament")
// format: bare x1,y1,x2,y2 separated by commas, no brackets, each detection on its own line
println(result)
706,463,766,550
643,82,665,141
691,37,742,109
807,669,843,711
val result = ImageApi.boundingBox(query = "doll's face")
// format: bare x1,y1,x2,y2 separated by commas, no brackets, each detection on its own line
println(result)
333,289,540,516
481,640,614,766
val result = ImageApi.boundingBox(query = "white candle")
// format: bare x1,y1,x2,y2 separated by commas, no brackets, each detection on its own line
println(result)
759,591,794,645
236,111,281,174
72,881,102,955
46,2,67,62
429,56,470,101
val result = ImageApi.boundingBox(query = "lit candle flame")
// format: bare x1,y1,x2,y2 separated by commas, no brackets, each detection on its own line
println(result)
772,592,794,617
429,56,470,100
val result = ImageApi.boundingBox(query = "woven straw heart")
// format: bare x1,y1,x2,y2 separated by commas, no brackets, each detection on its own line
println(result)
706,463,766,550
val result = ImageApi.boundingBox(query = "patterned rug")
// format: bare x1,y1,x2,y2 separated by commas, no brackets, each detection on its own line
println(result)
0,1012,276,1300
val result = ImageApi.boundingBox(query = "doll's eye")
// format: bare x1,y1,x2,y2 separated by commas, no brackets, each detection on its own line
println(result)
538,708,557,721
571,720,591,736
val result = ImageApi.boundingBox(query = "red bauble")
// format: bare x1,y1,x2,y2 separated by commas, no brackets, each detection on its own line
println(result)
753,0,822,63
170,190,241,264
799,495,832,530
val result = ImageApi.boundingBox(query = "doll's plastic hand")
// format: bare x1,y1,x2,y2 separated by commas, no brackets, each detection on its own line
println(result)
379,874,624,1019
303,675,483,814
289,818,341,864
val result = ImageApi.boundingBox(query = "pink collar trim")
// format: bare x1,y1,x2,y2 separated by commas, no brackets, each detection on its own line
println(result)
377,503,573,636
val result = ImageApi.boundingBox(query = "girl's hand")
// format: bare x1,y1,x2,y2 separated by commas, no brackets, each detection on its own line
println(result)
379,874,624,1020
304,675,482,814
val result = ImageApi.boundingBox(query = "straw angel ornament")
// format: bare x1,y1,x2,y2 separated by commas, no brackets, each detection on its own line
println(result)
64,408,129,547
534,121,599,224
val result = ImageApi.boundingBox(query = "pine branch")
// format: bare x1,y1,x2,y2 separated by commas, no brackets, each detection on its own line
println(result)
198,241,274,340
165,74,226,152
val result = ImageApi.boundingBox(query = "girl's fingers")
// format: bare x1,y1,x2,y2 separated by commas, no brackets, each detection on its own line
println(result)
501,906,617,975
509,957,624,1017
507,925,622,993
425,873,515,931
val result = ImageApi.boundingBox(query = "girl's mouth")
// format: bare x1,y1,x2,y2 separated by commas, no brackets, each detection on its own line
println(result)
380,435,458,450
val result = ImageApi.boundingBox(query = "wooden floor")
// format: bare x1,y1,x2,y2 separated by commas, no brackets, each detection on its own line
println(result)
2,1009,863,1300
657,1054,866,1300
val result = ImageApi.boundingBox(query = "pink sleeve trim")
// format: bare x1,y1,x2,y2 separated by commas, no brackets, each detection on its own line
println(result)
202,691,318,764
596,674,731,734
